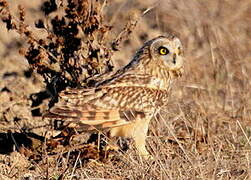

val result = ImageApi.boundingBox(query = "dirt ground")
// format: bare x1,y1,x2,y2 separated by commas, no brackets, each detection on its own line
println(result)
0,0,251,179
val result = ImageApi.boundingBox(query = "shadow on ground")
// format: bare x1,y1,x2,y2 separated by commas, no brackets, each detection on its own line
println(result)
0,132,44,154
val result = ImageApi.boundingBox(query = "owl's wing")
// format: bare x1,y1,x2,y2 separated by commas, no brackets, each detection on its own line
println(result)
44,88,124,131
44,73,166,131
43,87,149,131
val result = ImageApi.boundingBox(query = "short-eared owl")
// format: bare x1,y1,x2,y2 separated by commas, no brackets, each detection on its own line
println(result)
44,35,184,159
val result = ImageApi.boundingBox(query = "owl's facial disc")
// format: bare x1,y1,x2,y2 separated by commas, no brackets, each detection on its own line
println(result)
151,37,183,70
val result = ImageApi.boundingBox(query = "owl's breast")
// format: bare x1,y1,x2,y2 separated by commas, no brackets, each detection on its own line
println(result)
148,77,173,91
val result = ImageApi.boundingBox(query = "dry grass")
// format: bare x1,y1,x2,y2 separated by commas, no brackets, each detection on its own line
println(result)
0,0,251,179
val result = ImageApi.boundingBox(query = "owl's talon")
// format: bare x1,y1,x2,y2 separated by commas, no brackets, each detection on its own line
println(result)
139,153,154,160
105,144,119,151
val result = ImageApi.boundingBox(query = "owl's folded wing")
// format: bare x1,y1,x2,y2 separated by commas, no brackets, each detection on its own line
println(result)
43,87,134,131
44,103,131,131
43,74,160,131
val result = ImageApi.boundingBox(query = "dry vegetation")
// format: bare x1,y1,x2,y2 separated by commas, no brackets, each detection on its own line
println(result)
0,0,251,179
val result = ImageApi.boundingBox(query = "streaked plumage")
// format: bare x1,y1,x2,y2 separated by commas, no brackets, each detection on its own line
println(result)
44,35,184,159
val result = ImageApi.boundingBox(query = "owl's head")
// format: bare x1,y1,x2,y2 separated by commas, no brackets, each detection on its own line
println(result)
113,35,184,81
148,35,183,71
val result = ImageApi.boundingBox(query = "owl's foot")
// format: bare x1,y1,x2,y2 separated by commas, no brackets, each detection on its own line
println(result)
139,152,154,160
105,144,120,151
136,145,153,160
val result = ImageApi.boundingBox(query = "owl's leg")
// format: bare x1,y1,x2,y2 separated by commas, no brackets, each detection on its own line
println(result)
132,118,152,159
109,118,152,159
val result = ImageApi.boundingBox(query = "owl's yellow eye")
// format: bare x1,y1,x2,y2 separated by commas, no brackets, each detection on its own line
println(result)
158,47,169,55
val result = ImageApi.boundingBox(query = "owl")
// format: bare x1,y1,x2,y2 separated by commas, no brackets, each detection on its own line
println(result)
44,35,184,159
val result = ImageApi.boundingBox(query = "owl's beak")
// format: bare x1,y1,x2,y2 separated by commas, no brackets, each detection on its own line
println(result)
172,53,177,64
